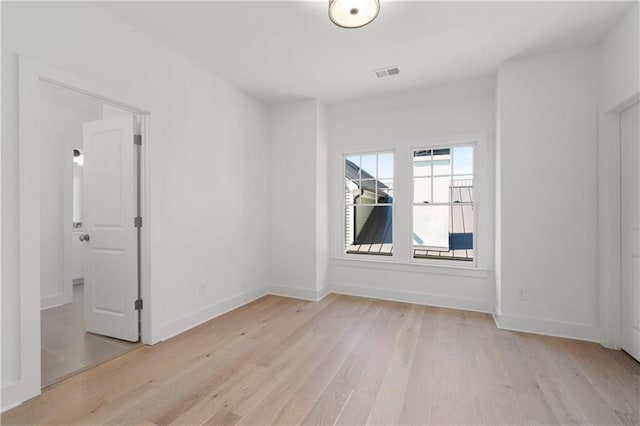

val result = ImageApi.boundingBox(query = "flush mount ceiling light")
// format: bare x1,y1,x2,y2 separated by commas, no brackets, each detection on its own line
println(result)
329,0,380,29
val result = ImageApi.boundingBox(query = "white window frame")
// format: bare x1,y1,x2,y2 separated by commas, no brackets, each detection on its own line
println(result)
334,133,487,276
409,141,478,268
342,149,396,262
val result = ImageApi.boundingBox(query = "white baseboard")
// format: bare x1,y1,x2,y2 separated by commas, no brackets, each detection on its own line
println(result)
40,293,66,310
159,286,269,342
2,381,24,413
316,286,330,301
330,283,492,313
493,311,599,342
270,284,328,302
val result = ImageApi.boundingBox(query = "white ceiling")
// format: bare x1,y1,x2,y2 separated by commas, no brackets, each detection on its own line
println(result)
99,1,633,105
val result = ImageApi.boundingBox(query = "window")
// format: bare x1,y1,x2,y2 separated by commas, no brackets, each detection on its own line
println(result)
344,152,393,256
412,145,474,262
340,141,479,268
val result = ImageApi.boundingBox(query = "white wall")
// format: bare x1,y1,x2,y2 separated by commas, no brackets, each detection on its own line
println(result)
495,46,600,340
39,84,103,309
268,99,329,300
600,4,639,112
597,3,639,348
316,104,330,296
326,75,496,312
494,76,503,315
102,104,132,119
2,2,269,409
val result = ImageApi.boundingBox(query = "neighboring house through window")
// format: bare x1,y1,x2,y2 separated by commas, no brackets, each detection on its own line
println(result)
344,152,394,256
412,145,475,262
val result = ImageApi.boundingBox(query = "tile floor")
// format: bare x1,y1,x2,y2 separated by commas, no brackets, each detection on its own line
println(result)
41,284,141,387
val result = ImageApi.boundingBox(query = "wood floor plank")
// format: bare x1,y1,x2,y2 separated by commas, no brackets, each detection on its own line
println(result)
107,295,339,425
400,307,463,424
3,294,639,426
543,336,637,425
237,298,379,426
166,361,269,425
269,300,394,425
366,304,424,425
334,391,375,426
171,309,353,426
202,409,241,426
300,301,409,426
229,299,370,419
502,333,560,425
66,378,162,425
561,338,640,419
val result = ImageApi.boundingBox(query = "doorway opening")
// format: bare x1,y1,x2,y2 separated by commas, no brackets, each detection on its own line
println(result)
620,101,640,363
39,82,143,387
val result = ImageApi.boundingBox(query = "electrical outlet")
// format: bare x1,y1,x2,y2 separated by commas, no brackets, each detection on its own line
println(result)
517,287,527,300
198,283,207,296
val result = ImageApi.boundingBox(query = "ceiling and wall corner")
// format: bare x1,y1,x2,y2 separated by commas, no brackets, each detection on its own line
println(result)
599,2,640,112
98,1,633,105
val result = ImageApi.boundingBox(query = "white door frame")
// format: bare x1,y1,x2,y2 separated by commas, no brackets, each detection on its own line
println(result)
13,55,153,405
598,90,640,350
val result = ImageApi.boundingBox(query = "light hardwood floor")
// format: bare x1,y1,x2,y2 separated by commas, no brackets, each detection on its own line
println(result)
3,294,639,425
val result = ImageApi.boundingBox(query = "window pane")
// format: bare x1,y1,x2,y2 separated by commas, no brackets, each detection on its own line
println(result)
432,148,451,176
413,205,449,249
345,205,392,256
413,150,431,177
412,145,474,263
453,146,473,175
413,177,431,203
379,178,393,202
345,152,393,255
346,155,360,168
345,179,358,204
378,153,394,178
447,202,474,261
432,176,451,203
361,155,377,179
355,205,374,239
451,179,473,203
346,155,360,181
451,203,474,236
358,179,378,202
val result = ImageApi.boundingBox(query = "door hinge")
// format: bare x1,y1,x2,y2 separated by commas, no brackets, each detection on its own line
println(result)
134,217,143,228
134,134,142,146
134,299,143,310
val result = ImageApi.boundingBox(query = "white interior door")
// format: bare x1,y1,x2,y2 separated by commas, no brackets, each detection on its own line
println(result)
82,116,139,342
621,101,640,361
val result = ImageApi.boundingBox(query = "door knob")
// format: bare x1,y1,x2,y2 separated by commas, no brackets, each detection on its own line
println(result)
79,234,90,242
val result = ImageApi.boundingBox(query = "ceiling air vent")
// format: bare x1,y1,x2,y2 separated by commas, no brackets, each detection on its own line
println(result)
373,66,400,78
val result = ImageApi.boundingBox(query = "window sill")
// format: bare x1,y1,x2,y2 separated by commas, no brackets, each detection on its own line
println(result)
332,257,490,279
